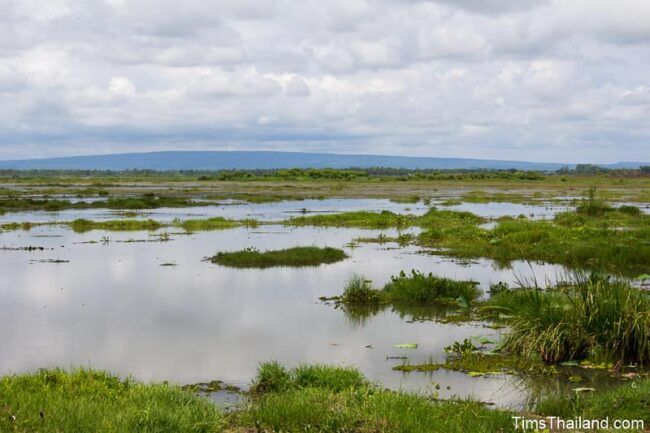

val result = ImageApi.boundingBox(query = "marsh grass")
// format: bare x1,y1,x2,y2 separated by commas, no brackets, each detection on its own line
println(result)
418,206,650,276
487,274,650,365
0,368,224,433
210,246,348,268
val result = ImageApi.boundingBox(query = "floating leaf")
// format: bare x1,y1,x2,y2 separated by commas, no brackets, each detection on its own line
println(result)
468,371,484,377
395,343,418,349
568,376,583,382
473,336,494,345
573,387,596,393
559,361,579,367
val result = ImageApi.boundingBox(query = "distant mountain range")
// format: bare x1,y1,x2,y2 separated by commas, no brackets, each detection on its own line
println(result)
0,151,646,171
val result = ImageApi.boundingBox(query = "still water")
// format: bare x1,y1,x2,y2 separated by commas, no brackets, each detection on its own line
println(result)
1,210,572,408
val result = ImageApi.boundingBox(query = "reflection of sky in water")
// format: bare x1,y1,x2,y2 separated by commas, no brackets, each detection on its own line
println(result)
438,201,572,220
0,198,430,223
0,197,579,223
0,224,568,408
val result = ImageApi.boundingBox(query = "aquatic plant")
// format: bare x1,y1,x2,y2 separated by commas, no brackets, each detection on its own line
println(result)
210,246,348,268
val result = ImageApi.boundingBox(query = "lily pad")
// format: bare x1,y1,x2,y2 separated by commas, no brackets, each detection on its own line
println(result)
473,336,494,345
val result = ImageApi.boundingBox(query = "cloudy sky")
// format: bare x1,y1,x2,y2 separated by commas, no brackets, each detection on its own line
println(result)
1,0,649,163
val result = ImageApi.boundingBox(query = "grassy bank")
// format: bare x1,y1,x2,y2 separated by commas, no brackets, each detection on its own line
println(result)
2,365,648,432
70,218,164,232
536,378,650,425
0,369,224,433
233,362,516,433
210,246,348,268
338,271,480,306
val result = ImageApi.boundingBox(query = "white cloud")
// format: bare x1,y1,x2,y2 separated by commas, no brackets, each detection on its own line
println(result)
0,0,648,163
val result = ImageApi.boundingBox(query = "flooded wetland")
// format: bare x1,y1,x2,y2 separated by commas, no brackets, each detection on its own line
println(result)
1,174,649,431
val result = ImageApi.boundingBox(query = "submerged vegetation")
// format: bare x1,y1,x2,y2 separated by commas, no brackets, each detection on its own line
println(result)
210,246,348,268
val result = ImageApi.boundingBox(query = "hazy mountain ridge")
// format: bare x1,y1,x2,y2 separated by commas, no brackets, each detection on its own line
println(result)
0,151,645,171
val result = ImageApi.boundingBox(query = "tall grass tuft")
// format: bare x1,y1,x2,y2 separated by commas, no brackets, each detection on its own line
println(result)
340,274,382,304
489,274,650,365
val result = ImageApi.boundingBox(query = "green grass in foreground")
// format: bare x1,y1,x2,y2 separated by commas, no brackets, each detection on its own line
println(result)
0,369,224,433
234,362,516,433
487,274,650,365
210,246,348,268
339,271,480,306
2,365,648,432
536,378,650,426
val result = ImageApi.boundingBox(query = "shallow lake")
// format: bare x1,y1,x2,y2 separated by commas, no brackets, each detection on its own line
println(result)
0,197,575,224
0,211,578,409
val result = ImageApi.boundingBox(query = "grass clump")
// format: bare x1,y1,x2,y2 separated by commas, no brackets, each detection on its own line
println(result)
339,271,480,306
340,274,383,304
210,246,347,268
69,218,163,233
285,210,415,229
418,206,650,276
0,368,224,433
488,274,650,365
177,217,241,231
383,270,480,304
251,362,368,394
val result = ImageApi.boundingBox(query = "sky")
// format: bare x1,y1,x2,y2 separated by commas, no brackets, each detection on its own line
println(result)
0,0,649,163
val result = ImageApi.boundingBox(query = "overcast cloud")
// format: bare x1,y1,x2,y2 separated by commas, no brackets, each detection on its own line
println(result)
0,0,649,162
